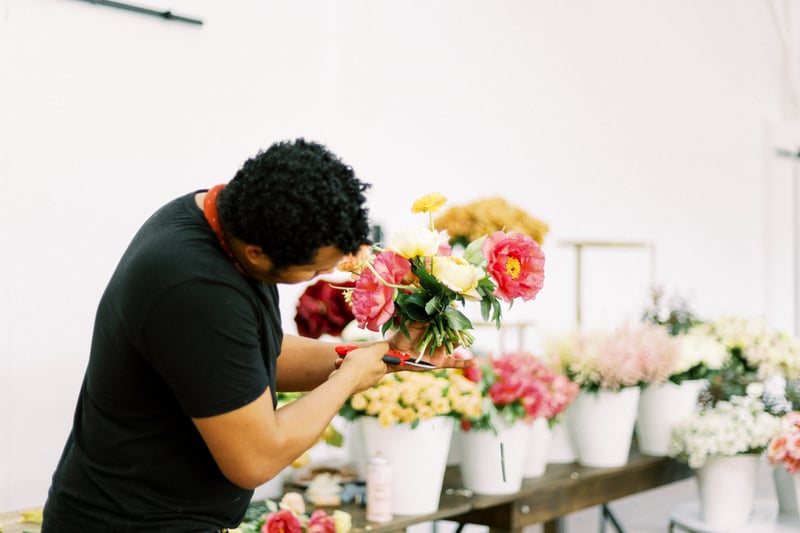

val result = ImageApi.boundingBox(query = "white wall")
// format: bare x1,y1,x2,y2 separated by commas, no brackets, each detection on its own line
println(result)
0,0,792,510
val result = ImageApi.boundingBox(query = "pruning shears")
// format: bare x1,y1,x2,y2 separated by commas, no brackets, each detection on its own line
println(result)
335,344,437,370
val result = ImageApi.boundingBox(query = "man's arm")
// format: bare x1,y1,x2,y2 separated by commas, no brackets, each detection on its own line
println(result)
193,341,389,489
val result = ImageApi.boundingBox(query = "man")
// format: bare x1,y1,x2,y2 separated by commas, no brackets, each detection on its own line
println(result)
42,139,468,532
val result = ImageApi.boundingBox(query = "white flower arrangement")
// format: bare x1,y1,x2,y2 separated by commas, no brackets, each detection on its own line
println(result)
671,329,729,381
668,384,782,469
691,316,800,379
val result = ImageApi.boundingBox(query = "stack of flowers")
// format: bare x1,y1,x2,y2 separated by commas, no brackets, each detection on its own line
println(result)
235,492,351,533
669,328,729,385
668,385,781,469
555,322,680,392
459,351,579,433
767,411,800,474
340,193,545,356
433,197,549,248
338,368,483,427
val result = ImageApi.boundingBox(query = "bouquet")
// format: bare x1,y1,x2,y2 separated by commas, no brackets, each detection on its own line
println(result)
688,316,800,402
767,411,800,474
341,193,546,356
459,351,579,433
295,279,355,339
551,322,680,392
236,492,352,533
433,196,549,248
668,384,781,469
669,328,729,385
338,367,483,427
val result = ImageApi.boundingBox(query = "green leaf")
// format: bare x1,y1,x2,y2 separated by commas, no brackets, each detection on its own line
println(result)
463,236,487,266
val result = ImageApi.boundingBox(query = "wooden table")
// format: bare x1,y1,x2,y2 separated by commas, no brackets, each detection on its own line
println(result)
343,451,693,533
0,452,692,533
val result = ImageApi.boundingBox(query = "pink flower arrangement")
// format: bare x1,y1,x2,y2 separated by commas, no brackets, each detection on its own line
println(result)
341,193,545,356
767,411,800,474
554,322,680,392
237,492,352,533
460,351,579,432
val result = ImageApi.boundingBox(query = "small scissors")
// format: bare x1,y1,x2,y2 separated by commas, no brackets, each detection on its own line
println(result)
335,345,437,370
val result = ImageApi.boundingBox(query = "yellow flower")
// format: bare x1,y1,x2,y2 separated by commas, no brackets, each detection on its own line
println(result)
350,393,368,411
431,256,483,300
333,510,353,533
291,450,311,469
412,193,448,214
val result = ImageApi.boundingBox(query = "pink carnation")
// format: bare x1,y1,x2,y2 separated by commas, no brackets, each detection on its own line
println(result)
350,251,411,331
482,231,545,303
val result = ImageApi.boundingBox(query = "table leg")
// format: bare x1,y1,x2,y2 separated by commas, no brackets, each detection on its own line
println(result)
543,517,565,533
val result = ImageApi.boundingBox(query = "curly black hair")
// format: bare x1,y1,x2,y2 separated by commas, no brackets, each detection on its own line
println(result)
217,139,372,270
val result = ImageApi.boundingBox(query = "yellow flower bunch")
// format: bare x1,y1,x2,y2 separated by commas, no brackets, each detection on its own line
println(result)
434,197,549,246
340,369,483,427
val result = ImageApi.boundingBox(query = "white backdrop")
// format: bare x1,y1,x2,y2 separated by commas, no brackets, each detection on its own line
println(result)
1,0,797,510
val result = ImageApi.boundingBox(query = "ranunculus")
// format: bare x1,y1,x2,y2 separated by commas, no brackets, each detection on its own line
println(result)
350,251,411,331
431,256,483,300
306,509,336,533
411,192,448,213
389,226,440,259
278,491,306,515
482,231,545,303
294,280,355,339
262,510,303,533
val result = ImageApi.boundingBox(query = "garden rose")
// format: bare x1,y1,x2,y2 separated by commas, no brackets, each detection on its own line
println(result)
431,256,482,300
262,510,303,533
306,509,336,533
482,231,545,303
294,280,355,339
350,251,410,331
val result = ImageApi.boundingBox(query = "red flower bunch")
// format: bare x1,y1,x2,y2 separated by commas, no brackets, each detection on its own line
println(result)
461,351,579,433
341,194,546,356
294,279,355,339
767,411,800,474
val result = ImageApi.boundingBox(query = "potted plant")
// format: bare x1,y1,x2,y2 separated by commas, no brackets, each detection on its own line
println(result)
456,351,578,492
668,385,781,530
555,322,679,467
338,368,482,515
767,411,800,517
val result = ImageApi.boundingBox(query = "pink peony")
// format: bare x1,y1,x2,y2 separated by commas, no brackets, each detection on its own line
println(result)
350,251,411,331
306,509,336,533
482,231,545,303
262,510,303,533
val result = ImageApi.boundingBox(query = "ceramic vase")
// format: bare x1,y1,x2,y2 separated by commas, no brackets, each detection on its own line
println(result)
458,419,532,495
694,454,760,530
569,387,640,468
523,417,552,478
636,379,705,456
773,466,800,517
359,416,453,515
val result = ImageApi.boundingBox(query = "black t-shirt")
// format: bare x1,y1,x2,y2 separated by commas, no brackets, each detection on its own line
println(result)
43,192,283,532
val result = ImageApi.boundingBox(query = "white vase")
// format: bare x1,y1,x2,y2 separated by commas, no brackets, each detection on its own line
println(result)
458,419,532,495
773,466,800,517
695,454,760,530
636,379,705,456
547,405,577,464
359,416,453,515
569,387,640,468
523,417,552,478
